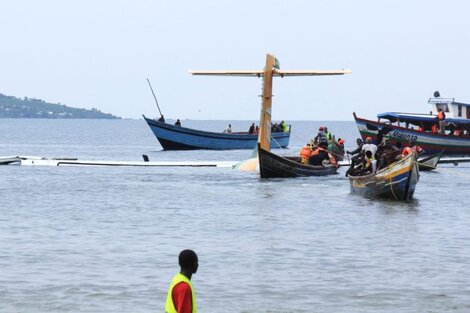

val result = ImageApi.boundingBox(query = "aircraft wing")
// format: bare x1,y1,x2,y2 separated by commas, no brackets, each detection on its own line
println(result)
189,70,265,77
273,69,352,77
189,69,352,77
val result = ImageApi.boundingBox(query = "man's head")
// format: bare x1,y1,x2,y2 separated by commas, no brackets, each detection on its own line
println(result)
324,126,328,131
365,150,373,159
356,138,363,145
366,137,372,144
179,249,198,274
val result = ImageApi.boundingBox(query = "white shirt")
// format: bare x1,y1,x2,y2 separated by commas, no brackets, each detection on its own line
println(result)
362,143,377,156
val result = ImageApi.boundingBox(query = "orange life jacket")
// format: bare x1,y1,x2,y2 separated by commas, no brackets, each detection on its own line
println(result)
401,146,413,158
431,124,438,133
438,111,445,120
300,146,312,159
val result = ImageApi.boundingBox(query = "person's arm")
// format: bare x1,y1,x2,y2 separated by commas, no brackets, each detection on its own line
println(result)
348,145,361,155
172,282,192,313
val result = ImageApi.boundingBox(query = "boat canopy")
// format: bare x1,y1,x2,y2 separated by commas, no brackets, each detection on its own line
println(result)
377,112,470,126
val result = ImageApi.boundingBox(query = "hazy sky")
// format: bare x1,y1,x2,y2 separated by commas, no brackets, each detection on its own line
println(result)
1,1,469,120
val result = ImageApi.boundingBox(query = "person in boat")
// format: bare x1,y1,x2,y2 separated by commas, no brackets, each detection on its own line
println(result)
362,150,377,174
309,141,330,166
377,138,400,169
337,138,345,149
273,122,282,133
345,138,364,177
437,108,446,134
248,123,255,134
165,249,198,313
281,121,289,133
347,138,364,156
299,143,313,164
255,125,259,134
175,119,182,127
362,137,377,159
158,115,166,123
314,127,326,143
223,124,232,134
401,139,424,159
324,126,333,142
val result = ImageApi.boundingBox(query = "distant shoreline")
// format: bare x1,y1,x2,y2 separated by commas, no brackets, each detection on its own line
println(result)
0,93,120,119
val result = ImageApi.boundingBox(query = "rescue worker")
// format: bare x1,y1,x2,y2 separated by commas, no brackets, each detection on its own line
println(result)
437,108,446,134
281,121,289,133
314,127,326,143
309,141,329,166
165,249,199,313
158,115,166,123
248,123,255,134
401,146,413,159
299,143,313,164
324,126,332,142
175,119,182,127
337,138,346,149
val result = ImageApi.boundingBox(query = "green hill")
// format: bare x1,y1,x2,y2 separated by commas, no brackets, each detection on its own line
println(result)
0,93,120,119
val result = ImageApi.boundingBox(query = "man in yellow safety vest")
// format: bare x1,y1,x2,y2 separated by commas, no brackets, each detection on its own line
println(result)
165,250,199,313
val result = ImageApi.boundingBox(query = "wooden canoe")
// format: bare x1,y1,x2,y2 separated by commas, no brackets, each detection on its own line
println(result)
348,150,419,200
417,150,444,171
258,144,339,178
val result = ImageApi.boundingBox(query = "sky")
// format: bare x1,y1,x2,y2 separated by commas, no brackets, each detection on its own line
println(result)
1,0,470,121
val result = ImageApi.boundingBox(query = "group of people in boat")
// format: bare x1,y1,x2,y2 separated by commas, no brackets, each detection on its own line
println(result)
392,108,470,136
223,121,289,134
345,136,424,177
157,115,182,127
272,121,289,133
298,126,342,167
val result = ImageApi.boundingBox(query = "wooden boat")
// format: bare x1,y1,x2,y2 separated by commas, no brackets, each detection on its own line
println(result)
348,150,419,200
143,115,290,150
417,150,443,171
258,144,339,178
353,93,470,155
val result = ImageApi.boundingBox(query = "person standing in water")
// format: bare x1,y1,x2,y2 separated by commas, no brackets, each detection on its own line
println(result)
165,250,199,313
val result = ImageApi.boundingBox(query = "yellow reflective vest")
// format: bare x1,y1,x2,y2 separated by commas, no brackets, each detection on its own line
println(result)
165,273,197,313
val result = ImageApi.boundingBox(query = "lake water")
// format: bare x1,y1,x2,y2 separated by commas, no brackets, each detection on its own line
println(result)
1,119,470,313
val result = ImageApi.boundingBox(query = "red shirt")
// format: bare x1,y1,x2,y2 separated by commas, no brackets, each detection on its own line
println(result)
172,281,192,313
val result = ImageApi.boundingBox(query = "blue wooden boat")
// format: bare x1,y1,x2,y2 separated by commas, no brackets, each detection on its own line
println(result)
143,115,290,150
348,150,419,200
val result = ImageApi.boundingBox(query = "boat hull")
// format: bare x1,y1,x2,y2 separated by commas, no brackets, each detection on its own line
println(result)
143,116,290,150
354,115,470,155
418,151,443,171
258,145,338,178
348,151,419,200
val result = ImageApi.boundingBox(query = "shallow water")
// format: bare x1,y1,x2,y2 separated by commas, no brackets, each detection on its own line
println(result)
1,119,470,313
